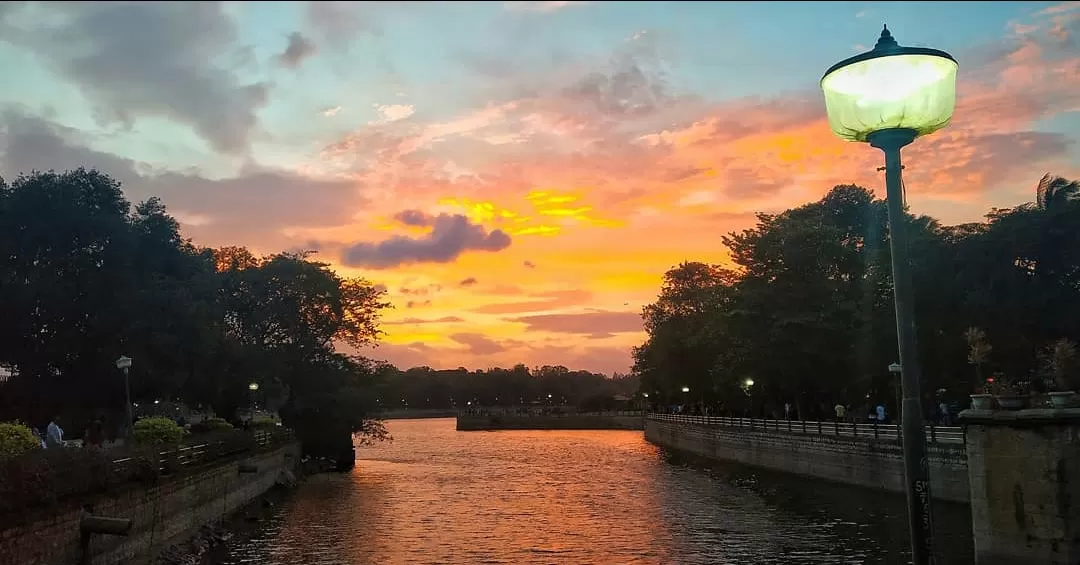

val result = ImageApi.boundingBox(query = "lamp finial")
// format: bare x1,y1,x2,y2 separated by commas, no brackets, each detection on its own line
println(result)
874,24,899,51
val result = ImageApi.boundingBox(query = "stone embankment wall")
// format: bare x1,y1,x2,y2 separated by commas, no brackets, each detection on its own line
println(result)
961,408,1080,565
1,442,299,565
645,418,969,503
456,414,643,431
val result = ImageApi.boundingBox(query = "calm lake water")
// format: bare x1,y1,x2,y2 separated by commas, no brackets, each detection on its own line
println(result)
209,418,973,565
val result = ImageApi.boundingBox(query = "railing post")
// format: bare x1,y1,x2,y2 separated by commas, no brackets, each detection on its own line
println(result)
930,423,936,444
802,420,807,434
874,420,879,440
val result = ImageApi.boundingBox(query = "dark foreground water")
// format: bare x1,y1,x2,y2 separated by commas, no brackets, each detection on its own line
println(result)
209,418,973,565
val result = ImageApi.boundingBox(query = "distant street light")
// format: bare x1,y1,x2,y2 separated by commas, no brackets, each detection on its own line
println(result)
741,379,756,417
115,356,134,438
822,25,957,565
248,382,260,422
889,363,903,425
681,386,690,393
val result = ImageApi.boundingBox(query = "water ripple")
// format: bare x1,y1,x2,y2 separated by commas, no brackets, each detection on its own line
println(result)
210,419,972,565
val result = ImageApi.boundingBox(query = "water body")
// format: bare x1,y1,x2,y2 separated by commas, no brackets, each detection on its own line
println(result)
210,418,974,565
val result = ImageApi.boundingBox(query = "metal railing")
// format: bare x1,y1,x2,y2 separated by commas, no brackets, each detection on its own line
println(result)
647,413,964,445
110,428,292,475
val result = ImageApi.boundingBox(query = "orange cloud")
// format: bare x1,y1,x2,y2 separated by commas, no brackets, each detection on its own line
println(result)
11,6,1073,376
341,13,1079,374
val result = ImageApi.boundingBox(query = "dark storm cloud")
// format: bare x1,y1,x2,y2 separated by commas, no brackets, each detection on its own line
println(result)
277,32,318,69
341,213,512,269
0,109,360,249
394,209,433,227
0,2,268,155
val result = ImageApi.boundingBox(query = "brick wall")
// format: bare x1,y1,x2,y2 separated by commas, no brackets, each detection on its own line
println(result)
0,442,299,565
962,409,1080,565
645,419,970,503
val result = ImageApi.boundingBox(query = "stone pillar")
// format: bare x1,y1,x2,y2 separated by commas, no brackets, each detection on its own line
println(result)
959,408,1080,565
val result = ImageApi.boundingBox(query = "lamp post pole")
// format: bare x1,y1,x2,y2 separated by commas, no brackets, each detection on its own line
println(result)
248,382,260,424
116,356,134,439
123,366,132,437
821,26,958,565
873,129,935,563
889,361,903,424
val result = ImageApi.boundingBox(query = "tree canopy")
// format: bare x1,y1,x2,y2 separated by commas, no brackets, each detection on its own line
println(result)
0,168,637,457
634,177,1080,419
0,169,391,458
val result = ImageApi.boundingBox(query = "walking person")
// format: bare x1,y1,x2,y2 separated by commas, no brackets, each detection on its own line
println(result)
84,417,105,448
938,401,951,426
834,402,846,422
45,416,64,448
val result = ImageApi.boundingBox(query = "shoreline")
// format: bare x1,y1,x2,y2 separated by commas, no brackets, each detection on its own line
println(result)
191,482,297,565
152,468,303,565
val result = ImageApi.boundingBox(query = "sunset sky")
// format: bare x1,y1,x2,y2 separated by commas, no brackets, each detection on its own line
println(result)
1,1,1078,374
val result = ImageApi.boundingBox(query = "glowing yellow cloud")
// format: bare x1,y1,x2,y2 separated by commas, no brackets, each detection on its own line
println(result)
512,225,561,236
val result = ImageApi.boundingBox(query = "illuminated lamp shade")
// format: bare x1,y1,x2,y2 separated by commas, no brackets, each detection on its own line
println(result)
821,25,958,142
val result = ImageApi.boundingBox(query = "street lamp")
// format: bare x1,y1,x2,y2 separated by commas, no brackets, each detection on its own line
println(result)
115,355,134,438
889,362,903,424
681,386,690,393
742,379,756,417
248,382,259,422
822,25,957,565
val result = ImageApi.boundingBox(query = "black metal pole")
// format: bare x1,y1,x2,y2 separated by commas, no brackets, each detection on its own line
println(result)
123,367,134,439
869,127,936,565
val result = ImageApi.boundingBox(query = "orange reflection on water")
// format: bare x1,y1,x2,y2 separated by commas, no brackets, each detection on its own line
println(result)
264,422,678,564
215,418,973,565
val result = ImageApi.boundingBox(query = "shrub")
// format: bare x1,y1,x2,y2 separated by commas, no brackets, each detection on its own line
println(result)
251,415,282,430
133,417,185,445
205,417,234,431
0,422,40,460
189,417,233,435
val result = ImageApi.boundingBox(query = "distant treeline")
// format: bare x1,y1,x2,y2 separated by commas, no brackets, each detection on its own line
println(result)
369,364,639,412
